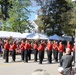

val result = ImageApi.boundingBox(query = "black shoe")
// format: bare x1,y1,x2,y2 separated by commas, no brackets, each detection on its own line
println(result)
34,60,37,62
24,61,28,63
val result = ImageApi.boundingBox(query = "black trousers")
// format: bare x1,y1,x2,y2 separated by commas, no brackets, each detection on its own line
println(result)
12,50,16,61
24,50,28,62
21,50,24,61
59,52,63,61
39,50,44,64
73,51,75,64
42,50,44,60
47,50,52,63
53,49,55,60
3,50,6,59
28,49,31,60
34,50,38,61
54,50,58,62
5,50,9,62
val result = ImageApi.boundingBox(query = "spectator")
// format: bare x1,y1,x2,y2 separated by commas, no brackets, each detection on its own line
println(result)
0,44,2,56
59,48,73,75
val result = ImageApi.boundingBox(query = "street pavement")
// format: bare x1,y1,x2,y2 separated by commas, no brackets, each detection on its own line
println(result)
0,54,59,75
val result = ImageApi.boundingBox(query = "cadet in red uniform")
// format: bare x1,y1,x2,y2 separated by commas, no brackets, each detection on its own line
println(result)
67,41,72,55
38,42,45,64
53,41,58,62
46,40,53,63
28,42,32,60
41,40,46,60
53,41,56,61
20,40,25,61
33,41,38,62
67,41,72,50
58,42,64,61
24,40,29,63
11,41,17,62
4,40,10,63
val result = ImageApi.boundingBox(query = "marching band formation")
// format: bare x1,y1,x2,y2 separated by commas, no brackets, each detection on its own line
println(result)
0,39,75,64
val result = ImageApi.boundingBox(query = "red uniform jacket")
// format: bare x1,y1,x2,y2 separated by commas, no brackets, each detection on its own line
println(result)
47,42,52,51
53,43,58,50
53,42,56,49
24,43,29,50
20,42,25,50
42,42,46,48
38,44,44,51
67,44,72,51
58,44,64,52
33,44,38,50
4,42,10,50
11,44,17,51
28,43,32,50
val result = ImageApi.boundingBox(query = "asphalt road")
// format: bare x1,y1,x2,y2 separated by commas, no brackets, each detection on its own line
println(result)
0,54,59,75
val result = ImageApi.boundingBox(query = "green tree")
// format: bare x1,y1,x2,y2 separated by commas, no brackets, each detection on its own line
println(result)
6,0,31,33
69,1,76,35
0,0,12,30
34,0,73,36
0,0,10,20
0,0,32,32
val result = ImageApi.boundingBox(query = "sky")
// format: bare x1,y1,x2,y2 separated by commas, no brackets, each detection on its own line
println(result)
28,6,40,20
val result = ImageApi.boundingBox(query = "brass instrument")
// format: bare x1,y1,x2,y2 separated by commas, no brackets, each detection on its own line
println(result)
9,36,13,44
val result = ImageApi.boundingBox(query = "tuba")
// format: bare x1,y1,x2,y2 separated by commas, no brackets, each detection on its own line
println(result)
9,36,13,44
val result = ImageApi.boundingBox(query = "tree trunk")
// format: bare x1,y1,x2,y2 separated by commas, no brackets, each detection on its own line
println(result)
1,0,8,20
